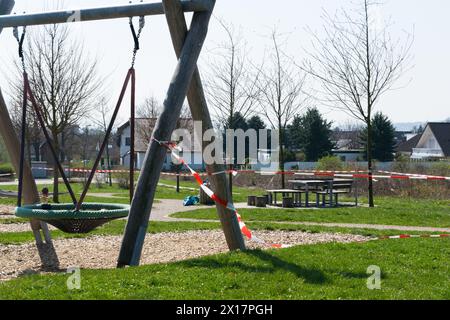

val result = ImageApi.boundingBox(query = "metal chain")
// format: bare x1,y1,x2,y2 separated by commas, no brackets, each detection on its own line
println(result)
13,26,27,72
129,15,145,68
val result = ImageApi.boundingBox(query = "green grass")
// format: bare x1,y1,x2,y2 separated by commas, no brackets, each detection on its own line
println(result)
1,238,448,300
171,197,450,228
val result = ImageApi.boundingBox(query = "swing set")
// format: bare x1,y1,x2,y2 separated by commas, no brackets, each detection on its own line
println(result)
0,0,245,267
13,15,145,233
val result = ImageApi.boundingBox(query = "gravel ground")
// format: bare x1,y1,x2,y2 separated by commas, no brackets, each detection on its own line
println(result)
0,223,31,233
0,205,14,217
0,230,369,281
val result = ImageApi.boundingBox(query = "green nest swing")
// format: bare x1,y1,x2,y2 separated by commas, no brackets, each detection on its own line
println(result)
13,17,145,234
15,203,130,234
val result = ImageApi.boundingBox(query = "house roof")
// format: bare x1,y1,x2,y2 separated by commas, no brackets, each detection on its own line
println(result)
395,134,421,153
428,122,450,157
331,130,364,150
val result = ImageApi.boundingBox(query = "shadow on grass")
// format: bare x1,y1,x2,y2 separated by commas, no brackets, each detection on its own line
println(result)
180,249,329,285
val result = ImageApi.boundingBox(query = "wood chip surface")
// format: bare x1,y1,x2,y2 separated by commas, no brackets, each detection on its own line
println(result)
0,230,368,281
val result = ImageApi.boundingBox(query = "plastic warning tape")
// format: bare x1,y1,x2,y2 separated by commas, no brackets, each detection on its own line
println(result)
372,234,450,240
377,170,450,181
292,171,450,181
152,138,289,249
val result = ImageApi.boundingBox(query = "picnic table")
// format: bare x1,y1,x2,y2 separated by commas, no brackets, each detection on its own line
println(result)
288,180,332,207
289,179,355,207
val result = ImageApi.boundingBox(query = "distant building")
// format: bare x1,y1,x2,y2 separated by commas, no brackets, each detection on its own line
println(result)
396,134,421,158
117,118,205,171
410,123,450,160
331,130,365,161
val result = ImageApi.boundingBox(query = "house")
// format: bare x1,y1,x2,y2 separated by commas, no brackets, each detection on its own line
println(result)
117,118,205,171
410,122,450,160
395,134,421,158
331,130,365,161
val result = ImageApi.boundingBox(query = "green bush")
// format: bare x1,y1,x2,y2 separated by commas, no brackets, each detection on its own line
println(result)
316,156,344,171
0,163,14,175
392,154,411,172
430,162,450,176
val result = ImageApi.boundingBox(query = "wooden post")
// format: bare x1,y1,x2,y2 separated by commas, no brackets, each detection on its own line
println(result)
117,1,222,267
0,0,52,245
162,0,245,251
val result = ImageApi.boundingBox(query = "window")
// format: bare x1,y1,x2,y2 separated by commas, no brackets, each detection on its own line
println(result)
125,137,131,146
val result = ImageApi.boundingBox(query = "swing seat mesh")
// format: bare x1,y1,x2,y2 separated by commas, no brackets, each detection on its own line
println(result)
15,203,130,234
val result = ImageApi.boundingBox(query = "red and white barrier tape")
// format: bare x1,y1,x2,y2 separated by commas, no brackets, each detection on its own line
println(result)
25,166,450,181
371,234,450,241
292,171,450,181
377,170,450,181
152,138,289,249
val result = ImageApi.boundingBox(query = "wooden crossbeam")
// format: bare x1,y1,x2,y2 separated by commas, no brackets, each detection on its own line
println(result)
0,0,212,29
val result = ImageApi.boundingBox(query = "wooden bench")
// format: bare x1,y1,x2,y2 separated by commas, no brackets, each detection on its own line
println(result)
314,180,357,207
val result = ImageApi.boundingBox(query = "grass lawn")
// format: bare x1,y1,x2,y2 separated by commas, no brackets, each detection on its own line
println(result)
171,197,450,228
0,238,448,300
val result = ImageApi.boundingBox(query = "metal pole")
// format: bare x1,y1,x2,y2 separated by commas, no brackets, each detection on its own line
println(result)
0,0,212,29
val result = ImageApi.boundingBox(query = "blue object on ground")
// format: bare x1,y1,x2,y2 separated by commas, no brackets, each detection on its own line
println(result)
183,196,200,206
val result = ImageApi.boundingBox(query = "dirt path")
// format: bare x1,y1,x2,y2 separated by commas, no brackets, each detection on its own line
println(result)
150,199,450,233
1,199,449,233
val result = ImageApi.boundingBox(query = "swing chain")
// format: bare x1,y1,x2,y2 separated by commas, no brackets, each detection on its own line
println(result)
129,14,145,68
13,25,27,72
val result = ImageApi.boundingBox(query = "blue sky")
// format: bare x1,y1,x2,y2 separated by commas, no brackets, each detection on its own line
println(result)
1,0,449,128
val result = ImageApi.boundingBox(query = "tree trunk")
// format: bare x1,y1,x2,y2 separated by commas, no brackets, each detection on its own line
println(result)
367,118,375,207
52,132,59,203
278,120,285,189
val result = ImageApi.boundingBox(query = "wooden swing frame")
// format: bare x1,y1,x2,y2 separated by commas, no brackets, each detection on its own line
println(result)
0,0,245,268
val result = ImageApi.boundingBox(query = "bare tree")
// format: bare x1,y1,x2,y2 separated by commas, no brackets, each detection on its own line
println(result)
14,24,102,202
257,29,308,188
136,96,192,144
136,96,161,119
302,0,413,207
203,19,261,129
